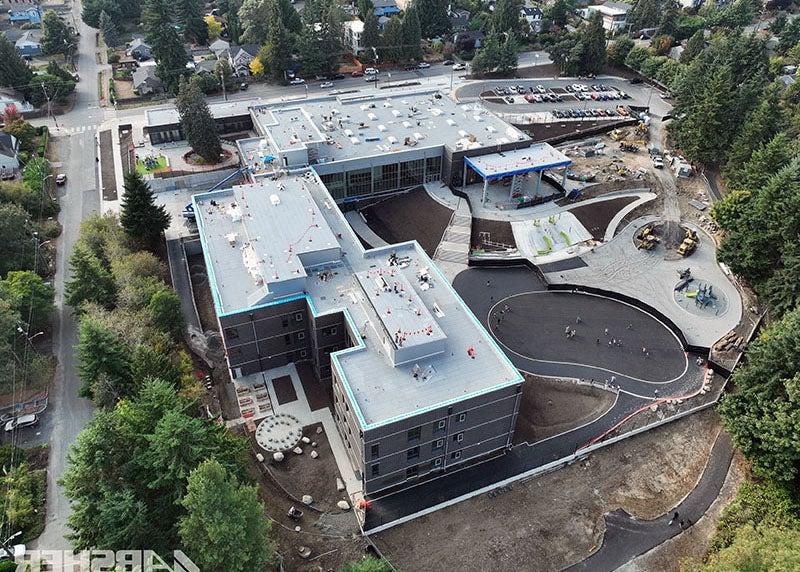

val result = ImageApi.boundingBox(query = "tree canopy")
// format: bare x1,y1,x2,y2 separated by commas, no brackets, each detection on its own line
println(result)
119,171,171,249
176,77,223,161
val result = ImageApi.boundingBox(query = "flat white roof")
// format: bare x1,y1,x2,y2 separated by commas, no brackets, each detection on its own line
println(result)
195,172,522,428
464,143,571,180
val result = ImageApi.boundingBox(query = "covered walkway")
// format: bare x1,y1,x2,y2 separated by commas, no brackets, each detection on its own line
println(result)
463,143,571,206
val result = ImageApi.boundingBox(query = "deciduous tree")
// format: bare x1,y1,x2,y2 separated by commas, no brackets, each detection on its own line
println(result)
179,459,274,572
0,271,54,334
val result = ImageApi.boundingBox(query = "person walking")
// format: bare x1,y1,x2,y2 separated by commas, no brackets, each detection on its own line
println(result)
669,511,679,525
604,328,609,336
576,316,582,324
486,279,491,288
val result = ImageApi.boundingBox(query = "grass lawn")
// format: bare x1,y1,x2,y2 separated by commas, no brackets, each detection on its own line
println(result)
136,155,168,175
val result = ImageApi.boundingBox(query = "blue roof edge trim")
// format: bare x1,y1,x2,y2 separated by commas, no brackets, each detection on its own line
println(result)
464,155,572,180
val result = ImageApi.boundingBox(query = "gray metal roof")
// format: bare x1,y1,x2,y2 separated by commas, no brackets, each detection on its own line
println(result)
194,172,522,428
464,143,571,180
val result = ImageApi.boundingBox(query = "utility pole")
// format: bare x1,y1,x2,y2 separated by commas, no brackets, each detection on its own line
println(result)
219,66,227,101
41,82,59,129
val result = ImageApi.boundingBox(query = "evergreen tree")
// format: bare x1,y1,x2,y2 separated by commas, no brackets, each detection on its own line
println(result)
99,10,120,48
402,4,423,61
179,460,275,572
471,33,502,75
0,35,33,89
226,0,242,44
492,0,523,38
41,10,76,56
580,12,607,75
362,12,381,62
265,1,292,81
175,77,222,161
414,0,450,39
0,271,55,334
76,317,132,400
238,0,270,44
119,171,171,248
546,0,569,28
143,0,190,92
656,0,680,38
278,0,303,34
607,35,634,66
381,16,404,62
680,29,705,64
298,27,328,75
148,287,184,339
65,244,117,311
357,0,374,19
626,0,660,31
318,0,345,70
176,0,209,45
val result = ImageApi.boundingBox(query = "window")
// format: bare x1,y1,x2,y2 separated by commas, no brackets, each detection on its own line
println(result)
299,349,307,358
407,427,421,442
346,167,373,197
320,172,345,200
297,331,305,340
406,465,419,478
371,463,380,477
399,159,425,187
433,458,442,468
371,444,380,459
295,312,303,322
425,156,442,183
407,446,419,461
224,327,239,340
322,326,338,336
458,413,466,423
454,432,464,443
451,451,462,460
436,419,446,430
432,439,444,452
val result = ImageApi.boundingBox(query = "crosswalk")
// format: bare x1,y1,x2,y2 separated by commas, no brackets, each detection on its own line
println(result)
54,124,99,135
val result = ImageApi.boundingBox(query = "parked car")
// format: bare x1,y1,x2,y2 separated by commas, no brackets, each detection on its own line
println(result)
239,82,249,91
331,73,345,80
453,62,467,71
536,85,546,94
56,173,67,185
417,62,431,69
4,414,38,432
351,70,364,77
505,96,514,104
443,59,454,66
289,78,305,85
320,81,334,89
523,94,535,103
652,155,665,169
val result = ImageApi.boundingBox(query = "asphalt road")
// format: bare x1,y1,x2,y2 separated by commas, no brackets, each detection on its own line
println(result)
29,0,100,554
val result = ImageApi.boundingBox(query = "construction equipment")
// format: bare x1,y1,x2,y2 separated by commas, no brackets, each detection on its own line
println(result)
677,229,698,257
635,225,660,250
609,129,625,141
619,142,638,152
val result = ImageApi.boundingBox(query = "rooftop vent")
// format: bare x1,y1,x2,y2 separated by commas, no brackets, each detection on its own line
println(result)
368,112,377,121
387,135,398,144
458,130,468,138
350,137,360,145
270,194,280,206
446,119,456,126
392,110,401,117
377,124,387,132
402,120,411,128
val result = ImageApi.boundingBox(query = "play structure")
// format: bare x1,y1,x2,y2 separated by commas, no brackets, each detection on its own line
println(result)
514,212,592,257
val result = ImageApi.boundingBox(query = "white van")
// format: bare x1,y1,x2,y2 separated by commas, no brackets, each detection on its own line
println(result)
4,414,38,432
364,67,379,75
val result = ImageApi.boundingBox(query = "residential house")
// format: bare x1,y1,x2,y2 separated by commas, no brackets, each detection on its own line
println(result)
8,6,42,25
0,134,20,178
344,19,365,54
226,44,259,77
209,38,230,59
0,89,34,114
194,59,218,75
449,8,470,31
127,39,153,61
132,65,164,96
14,31,41,57
521,6,544,34
372,0,400,18
583,2,630,33
454,30,484,52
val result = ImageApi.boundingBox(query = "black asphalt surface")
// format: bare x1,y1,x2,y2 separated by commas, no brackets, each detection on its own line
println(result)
565,431,734,572
364,266,706,535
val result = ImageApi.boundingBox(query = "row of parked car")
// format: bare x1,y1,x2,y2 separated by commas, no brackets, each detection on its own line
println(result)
552,107,630,119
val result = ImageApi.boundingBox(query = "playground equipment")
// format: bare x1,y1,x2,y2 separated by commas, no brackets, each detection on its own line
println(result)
677,229,698,257
675,268,693,291
635,225,660,250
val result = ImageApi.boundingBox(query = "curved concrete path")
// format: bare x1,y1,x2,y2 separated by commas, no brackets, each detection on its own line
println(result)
565,431,734,572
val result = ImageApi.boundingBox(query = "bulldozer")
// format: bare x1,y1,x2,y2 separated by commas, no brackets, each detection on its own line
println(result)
609,129,626,141
635,225,660,250
677,229,698,256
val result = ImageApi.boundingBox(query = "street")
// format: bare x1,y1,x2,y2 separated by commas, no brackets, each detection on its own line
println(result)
28,0,100,553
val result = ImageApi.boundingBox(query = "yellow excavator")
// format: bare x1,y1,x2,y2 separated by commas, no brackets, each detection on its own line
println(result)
677,229,698,256
635,225,660,250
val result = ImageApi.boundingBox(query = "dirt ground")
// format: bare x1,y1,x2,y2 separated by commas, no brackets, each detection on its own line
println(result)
562,134,657,183
361,187,453,256
374,409,723,572
266,422,348,512
472,217,516,249
513,375,616,445
568,196,638,240
187,253,218,332
620,451,747,572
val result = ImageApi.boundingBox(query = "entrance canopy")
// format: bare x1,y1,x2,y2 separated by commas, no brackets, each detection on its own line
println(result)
464,143,571,181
